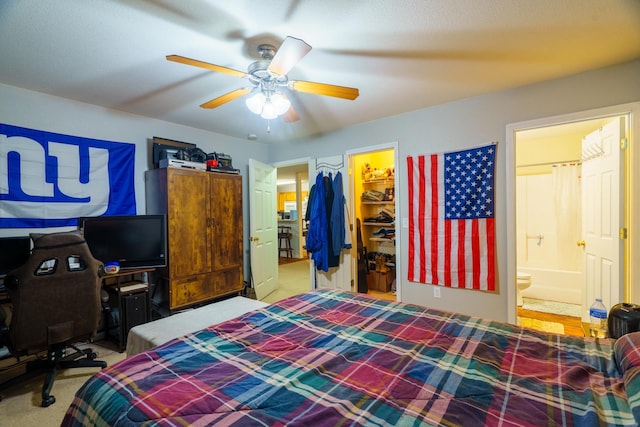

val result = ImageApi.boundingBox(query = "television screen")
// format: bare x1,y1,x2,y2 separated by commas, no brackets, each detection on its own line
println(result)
0,236,31,277
78,215,167,269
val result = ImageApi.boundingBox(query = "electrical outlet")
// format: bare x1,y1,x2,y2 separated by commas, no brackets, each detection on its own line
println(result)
433,287,441,298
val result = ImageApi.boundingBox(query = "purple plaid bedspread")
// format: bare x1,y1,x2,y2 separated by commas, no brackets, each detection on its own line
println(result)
63,289,640,426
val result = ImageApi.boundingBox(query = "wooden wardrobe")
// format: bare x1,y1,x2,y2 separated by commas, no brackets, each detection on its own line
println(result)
145,167,243,310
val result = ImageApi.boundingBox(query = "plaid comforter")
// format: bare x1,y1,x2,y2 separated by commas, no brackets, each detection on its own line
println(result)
63,289,640,426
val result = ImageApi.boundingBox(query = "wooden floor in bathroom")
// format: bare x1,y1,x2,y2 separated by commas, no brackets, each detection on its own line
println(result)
518,307,584,337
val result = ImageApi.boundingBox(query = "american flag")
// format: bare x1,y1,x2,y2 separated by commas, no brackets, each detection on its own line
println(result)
407,144,496,291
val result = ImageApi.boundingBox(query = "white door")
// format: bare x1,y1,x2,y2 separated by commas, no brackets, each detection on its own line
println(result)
581,117,625,322
249,159,278,300
310,155,352,291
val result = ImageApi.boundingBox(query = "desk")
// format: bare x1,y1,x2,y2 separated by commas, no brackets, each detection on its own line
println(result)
102,268,154,352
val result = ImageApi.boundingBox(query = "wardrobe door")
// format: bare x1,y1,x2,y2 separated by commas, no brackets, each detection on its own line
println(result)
209,173,243,272
167,168,212,278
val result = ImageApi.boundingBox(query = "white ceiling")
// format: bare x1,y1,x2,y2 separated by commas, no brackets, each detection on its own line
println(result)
1,1,639,143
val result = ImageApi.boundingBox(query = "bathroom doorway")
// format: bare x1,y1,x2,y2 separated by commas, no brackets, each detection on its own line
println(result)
509,109,632,330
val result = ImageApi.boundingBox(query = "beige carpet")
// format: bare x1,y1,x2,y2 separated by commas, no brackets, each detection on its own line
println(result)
518,316,565,334
261,259,312,304
0,341,125,426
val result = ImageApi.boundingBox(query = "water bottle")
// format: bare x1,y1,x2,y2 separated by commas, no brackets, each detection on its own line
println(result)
589,298,608,338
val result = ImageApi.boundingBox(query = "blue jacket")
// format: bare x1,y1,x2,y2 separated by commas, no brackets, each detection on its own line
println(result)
306,172,329,271
331,172,345,256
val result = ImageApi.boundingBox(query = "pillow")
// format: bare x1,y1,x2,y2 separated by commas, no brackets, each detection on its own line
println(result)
614,332,640,423
615,332,640,373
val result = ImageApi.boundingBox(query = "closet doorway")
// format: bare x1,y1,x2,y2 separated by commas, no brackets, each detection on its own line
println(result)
349,144,398,301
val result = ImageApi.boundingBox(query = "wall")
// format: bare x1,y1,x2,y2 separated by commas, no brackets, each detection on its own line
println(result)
268,59,640,322
0,83,270,281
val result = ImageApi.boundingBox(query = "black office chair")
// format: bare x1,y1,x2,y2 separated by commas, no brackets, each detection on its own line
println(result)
0,231,107,407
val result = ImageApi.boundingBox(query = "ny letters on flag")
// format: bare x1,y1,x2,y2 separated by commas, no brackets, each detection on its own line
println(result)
407,143,496,291
0,123,136,228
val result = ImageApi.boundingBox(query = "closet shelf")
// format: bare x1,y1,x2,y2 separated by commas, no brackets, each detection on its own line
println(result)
363,177,394,184
361,201,394,205
362,222,395,226
369,237,395,242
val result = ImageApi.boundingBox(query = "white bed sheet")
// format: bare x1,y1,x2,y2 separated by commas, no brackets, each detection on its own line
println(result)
126,296,269,356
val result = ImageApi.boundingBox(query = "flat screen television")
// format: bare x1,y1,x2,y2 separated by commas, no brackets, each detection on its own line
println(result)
78,214,167,269
0,236,31,277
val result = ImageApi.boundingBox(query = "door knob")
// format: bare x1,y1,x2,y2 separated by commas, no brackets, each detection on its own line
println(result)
249,236,260,242
577,240,586,248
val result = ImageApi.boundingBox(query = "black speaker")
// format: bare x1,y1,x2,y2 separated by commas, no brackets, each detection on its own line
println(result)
608,303,640,339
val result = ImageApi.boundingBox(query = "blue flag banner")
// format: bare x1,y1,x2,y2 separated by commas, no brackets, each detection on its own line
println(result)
0,124,136,228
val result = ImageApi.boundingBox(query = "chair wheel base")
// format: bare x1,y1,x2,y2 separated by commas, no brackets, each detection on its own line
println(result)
41,395,56,407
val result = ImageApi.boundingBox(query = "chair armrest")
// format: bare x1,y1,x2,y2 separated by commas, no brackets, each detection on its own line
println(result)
0,305,8,337
4,275,19,290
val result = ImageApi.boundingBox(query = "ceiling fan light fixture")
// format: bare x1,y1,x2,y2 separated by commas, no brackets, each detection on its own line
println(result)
260,99,278,120
271,92,291,115
245,90,265,115
246,87,290,119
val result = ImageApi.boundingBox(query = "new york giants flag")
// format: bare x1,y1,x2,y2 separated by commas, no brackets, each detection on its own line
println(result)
1,124,136,228
407,143,496,291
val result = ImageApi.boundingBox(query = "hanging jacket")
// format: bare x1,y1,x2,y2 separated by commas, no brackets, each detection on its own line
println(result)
323,174,339,268
331,172,350,256
306,172,329,271
305,184,316,222
343,202,352,249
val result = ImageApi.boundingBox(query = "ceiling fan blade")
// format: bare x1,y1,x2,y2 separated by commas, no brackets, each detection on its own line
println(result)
167,55,247,78
283,106,300,123
290,80,359,100
268,36,311,76
200,87,251,109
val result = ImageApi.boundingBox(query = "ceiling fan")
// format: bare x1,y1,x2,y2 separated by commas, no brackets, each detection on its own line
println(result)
167,36,359,122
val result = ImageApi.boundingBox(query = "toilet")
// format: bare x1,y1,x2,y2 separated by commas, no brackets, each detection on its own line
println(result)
516,272,532,306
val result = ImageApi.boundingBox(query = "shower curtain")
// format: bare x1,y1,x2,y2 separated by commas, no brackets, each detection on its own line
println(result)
552,164,581,270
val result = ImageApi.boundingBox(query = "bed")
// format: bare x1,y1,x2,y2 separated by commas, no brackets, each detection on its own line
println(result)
63,289,640,426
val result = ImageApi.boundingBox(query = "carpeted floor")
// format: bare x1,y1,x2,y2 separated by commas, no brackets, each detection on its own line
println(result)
262,259,312,304
0,341,125,426
278,256,307,265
